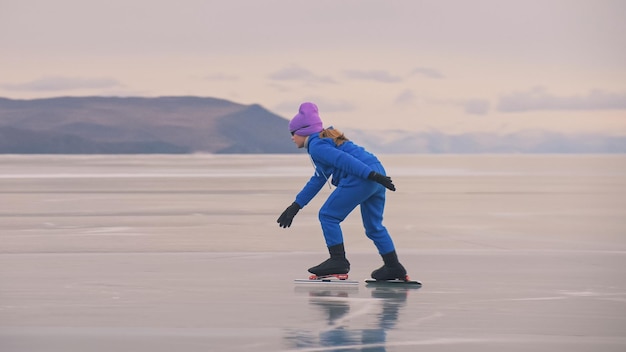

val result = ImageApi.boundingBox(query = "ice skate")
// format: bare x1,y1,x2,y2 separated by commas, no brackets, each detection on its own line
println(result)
295,256,356,285
296,243,352,284
366,250,421,286
307,243,350,276
308,257,351,276
370,262,407,281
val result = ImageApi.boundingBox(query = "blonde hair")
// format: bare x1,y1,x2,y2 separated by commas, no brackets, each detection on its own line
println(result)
319,127,349,146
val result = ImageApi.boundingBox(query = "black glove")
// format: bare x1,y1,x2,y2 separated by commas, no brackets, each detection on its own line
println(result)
368,171,396,191
277,202,301,228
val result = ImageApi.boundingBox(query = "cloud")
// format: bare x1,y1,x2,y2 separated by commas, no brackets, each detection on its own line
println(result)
311,99,356,113
426,96,490,115
394,89,417,105
1,76,122,91
273,98,355,116
343,69,402,83
464,99,490,115
268,65,336,84
204,73,239,81
410,67,445,79
497,87,626,112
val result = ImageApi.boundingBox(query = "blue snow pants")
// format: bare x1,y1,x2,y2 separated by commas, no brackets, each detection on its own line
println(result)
318,162,395,255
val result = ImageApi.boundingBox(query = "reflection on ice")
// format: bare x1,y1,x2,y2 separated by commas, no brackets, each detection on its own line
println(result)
287,285,420,351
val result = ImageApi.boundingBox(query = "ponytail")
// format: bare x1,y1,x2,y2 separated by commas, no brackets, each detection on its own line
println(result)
319,127,349,146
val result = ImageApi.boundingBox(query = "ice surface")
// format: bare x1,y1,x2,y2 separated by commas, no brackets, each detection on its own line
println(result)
1,154,625,351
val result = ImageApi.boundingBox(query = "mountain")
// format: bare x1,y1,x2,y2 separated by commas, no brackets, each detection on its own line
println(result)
0,96,299,154
343,129,626,154
0,96,624,154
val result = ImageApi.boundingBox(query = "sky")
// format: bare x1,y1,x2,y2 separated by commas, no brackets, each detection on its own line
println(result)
1,0,625,135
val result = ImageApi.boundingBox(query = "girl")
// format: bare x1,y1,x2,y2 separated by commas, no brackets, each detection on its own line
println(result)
277,102,408,281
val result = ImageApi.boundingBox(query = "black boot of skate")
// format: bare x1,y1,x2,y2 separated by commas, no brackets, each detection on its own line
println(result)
371,250,407,280
308,243,350,276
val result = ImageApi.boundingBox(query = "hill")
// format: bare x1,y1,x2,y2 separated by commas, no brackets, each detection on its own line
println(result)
0,96,299,154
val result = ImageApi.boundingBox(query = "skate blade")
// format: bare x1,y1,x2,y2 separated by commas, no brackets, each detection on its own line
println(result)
365,279,421,285
294,279,359,285
294,274,359,285
365,276,422,286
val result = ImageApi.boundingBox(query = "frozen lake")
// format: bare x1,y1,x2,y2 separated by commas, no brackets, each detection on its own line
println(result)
1,154,625,351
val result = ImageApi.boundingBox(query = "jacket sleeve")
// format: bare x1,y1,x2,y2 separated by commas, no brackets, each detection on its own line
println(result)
309,140,373,179
295,172,327,207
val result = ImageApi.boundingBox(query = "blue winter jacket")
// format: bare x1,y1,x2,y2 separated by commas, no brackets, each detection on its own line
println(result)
295,133,381,207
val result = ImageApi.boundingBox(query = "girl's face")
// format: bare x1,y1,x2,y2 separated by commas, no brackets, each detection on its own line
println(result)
291,134,307,148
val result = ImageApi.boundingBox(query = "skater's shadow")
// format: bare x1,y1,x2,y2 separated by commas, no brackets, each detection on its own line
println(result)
287,285,420,351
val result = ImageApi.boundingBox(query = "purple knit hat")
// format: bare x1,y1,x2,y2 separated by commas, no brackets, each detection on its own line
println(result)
289,102,323,136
